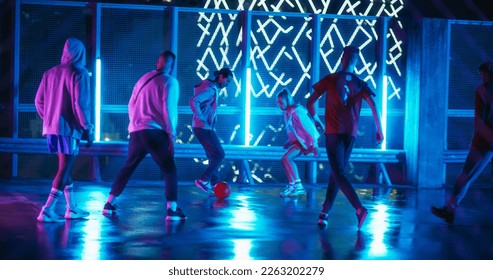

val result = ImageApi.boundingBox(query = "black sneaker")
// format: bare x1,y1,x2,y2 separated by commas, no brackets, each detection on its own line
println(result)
102,202,117,215
431,206,455,224
356,207,368,229
166,207,187,221
317,212,329,228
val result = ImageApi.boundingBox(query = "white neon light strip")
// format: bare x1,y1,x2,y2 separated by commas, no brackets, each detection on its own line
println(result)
95,58,101,142
245,68,251,146
381,75,388,150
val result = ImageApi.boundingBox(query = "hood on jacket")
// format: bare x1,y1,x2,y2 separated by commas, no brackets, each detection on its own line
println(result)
193,79,216,92
61,37,86,69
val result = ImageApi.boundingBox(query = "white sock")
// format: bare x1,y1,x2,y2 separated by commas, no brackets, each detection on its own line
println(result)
167,201,177,211
106,194,117,205
43,188,63,211
64,184,76,209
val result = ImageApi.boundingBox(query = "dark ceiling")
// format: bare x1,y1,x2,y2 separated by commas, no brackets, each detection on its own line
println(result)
74,0,493,21
1,0,492,21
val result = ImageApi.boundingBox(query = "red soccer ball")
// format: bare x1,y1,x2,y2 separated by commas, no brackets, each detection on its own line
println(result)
213,181,231,200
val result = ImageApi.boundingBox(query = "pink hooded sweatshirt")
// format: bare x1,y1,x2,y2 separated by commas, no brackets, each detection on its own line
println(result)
127,70,179,136
35,37,93,139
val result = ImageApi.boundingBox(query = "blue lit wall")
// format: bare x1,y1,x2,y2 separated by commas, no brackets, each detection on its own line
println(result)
15,0,408,183
197,0,407,152
191,0,407,183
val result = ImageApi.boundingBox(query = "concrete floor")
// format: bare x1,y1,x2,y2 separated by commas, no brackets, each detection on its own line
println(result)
1,178,493,260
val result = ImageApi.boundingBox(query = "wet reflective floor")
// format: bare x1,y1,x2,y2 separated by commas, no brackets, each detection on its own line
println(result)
1,178,493,260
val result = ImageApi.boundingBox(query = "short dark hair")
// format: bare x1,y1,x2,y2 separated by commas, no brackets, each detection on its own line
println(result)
479,61,493,74
156,50,176,74
161,50,176,61
213,68,233,79
343,45,360,60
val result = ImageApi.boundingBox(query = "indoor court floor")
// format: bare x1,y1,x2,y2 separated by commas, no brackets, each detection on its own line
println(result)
1,178,493,260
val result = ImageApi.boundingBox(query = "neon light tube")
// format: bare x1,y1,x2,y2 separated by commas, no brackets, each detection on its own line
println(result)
95,58,101,142
381,75,388,150
245,68,251,146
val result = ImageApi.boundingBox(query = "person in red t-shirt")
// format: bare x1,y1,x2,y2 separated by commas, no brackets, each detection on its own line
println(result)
307,45,384,229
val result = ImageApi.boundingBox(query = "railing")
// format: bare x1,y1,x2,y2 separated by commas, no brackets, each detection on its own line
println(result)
0,137,405,185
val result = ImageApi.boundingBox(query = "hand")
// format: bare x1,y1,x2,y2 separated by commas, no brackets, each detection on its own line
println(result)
376,131,384,145
313,147,320,157
315,120,325,133
83,125,95,148
305,146,319,156
85,131,94,148
283,142,291,149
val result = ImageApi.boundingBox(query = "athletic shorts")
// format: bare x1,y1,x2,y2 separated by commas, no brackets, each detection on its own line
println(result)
46,134,80,155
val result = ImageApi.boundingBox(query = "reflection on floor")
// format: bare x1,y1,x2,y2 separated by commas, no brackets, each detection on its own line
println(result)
1,179,493,260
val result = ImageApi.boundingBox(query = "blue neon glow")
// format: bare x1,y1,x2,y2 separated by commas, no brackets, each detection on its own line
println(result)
78,192,105,260
245,68,251,146
367,203,390,257
95,58,101,142
381,75,388,150
229,195,257,231
232,239,253,260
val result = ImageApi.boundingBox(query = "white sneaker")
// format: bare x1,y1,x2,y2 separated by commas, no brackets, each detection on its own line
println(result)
279,184,295,197
287,184,306,197
317,212,329,228
37,207,64,223
64,205,90,219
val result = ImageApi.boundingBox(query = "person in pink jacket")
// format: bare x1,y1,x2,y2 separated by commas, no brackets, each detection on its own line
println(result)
276,88,320,198
35,37,94,222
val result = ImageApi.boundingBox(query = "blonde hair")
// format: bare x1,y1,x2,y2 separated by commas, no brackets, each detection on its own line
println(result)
276,88,295,106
